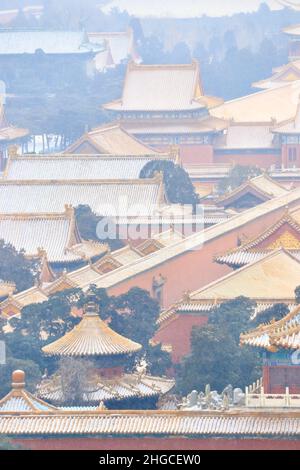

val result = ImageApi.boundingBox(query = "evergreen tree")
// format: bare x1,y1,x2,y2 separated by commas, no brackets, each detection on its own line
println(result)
140,161,199,205
252,303,290,327
176,297,261,394
295,286,300,304
0,240,38,293
169,42,192,64
75,205,124,250
218,165,262,194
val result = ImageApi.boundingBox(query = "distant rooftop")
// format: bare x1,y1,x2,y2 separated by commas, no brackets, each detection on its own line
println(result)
104,60,223,112
65,124,161,155
88,29,141,70
4,154,170,181
0,210,106,265
0,176,166,216
283,23,300,37
0,30,104,55
212,82,300,124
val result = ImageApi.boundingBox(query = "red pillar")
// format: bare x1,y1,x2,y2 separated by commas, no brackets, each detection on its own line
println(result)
263,365,270,393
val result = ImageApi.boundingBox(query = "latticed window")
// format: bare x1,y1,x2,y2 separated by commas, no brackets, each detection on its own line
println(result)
288,147,297,162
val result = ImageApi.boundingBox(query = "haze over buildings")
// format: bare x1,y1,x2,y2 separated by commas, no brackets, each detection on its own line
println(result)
104,0,281,18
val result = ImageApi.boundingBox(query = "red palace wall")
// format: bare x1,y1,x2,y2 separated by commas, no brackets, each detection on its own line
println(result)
263,366,300,394
213,152,281,169
179,145,214,165
16,437,300,450
155,314,208,363
281,145,300,169
152,144,214,165
139,140,282,169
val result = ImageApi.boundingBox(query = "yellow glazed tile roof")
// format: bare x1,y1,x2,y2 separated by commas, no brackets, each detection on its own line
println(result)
190,249,300,302
104,60,222,112
65,124,161,155
240,304,300,351
42,302,142,357
211,82,300,124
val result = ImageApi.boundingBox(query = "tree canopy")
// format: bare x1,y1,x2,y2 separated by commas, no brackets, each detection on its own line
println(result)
218,165,262,194
252,303,290,327
140,160,199,205
75,205,124,250
176,297,261,394
295,285,300,304
0,240,38,292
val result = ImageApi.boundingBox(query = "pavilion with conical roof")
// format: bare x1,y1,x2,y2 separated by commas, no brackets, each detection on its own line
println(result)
38,296,174,409
42,299,142,358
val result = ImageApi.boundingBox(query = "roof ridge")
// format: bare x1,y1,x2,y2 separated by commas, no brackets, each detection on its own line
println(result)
13,154,169,160
217,175,276,204
0,177,162,185
215,210,300,257
0,211,71,220
127,59,198,71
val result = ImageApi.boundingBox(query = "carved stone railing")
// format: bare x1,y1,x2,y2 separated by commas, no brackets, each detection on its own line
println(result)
245,386,300,408
247,378,263,394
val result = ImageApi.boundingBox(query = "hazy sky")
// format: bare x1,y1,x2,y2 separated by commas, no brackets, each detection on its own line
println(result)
104,0,284,17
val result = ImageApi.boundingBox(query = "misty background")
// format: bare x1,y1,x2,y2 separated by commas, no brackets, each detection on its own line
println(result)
0,0,299,148
104,0,281,17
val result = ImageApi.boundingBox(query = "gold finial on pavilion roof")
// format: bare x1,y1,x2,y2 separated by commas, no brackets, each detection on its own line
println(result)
12,370,25,390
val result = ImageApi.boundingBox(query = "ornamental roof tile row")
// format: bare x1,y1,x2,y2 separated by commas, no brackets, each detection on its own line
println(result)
0,177,165,216
240,304,300,351
0,210,106,264
0,373,300,437
38,373,174,405
3,154,169,181
1,411,300,437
